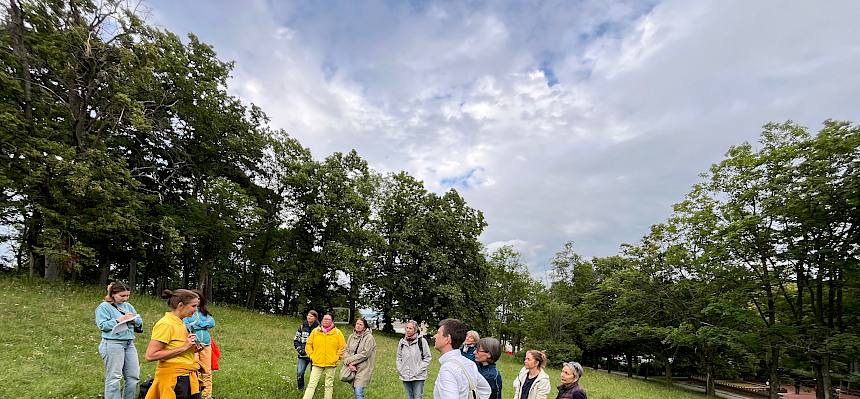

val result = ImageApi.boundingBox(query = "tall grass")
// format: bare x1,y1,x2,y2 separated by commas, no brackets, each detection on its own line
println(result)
0,276,706,398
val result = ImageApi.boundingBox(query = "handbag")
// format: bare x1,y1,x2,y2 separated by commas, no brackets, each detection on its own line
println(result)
339,334,365,383
339,365,356,382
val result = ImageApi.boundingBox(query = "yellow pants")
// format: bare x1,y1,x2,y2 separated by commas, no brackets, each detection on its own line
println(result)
195,346,213,399
302,366,336,399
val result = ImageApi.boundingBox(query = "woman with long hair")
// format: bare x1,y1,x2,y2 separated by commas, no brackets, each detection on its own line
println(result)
512,350,551,399
95,282,142,399
555,362,586,399
144,289,202,399
343,317,377,399
183,289,215,399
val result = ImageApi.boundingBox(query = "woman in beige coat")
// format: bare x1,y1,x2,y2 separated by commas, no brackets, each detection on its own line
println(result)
513,350,551,399
343,317,377,399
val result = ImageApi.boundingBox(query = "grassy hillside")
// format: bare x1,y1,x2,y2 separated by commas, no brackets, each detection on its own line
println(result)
0,276,706,398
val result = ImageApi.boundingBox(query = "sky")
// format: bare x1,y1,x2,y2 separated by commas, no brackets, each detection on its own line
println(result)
144,0,860,281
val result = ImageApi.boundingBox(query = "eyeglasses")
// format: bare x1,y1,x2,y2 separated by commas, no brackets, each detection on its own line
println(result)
476,348,488,353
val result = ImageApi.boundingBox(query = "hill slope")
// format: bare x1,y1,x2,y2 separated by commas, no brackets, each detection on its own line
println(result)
0,276,705,398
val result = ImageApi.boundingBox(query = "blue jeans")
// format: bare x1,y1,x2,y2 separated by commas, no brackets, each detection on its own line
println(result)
355,386,365,399
98,339,140,399
403,380,425,399
296,356,312,388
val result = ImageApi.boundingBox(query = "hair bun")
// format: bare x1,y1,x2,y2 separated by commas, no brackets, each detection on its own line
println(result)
160,289,174,299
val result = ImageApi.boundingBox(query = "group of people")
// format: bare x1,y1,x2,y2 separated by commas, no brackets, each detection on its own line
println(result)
95,282,217,399
294,313,588,399
95,281,585,399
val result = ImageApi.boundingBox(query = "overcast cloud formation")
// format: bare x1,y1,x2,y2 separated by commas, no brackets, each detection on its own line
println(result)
148,0,860,279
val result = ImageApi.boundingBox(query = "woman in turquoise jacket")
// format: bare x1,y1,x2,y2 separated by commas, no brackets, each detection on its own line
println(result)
183,289,215,399
95,282,143,399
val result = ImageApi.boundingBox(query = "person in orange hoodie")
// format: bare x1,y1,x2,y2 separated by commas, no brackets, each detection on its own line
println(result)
302,313,346,399
144,289,203,399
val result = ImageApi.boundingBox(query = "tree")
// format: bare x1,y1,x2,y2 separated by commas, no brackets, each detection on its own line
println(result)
486,246,533,352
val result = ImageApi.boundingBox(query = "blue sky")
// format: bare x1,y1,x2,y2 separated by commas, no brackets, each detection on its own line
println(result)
143,0,860,280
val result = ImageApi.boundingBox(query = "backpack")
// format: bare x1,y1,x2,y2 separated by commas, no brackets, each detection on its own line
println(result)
401,336,427,359
138,377,153,399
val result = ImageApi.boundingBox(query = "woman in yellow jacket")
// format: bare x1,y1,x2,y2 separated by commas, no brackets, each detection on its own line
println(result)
302,313,346,399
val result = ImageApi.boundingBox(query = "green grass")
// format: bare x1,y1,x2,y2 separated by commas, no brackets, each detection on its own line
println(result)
0,275,708,398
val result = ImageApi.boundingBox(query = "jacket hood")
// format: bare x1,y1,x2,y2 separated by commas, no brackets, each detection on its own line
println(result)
303,320,320,329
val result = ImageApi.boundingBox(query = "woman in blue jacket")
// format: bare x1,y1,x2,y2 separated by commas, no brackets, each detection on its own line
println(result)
475,337,503,399
461,330,480,361
95,282,143,399
184,289,215,399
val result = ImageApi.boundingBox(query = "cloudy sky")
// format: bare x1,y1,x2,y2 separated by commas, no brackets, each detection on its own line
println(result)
146,0,860,280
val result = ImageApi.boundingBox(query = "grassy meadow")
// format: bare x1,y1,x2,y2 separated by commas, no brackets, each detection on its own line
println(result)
0,275,708,398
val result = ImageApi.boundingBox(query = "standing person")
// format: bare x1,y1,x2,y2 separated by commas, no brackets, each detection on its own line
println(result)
555,362,586,399
144,289,202,399
95,282,143,399
432,319,491,399
294,310,320,390
343,317,377,399
302,313,346,399
460,331,480,362
512,350,551,399
397,320,432,399
183,289,215,399
475,338,503,399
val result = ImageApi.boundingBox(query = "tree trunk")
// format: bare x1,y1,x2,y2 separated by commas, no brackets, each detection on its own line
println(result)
626,352,634,378
29,250,39,278
281,279,293,315
98,255,110,286
813,353,832,399
26,220,44,278
769,344,782,399
9,0,34,136
245,267,261,309
380,294,395,333
183,259,191,288
661,352,673,383
198,266,213,303
44,253,61,281
156,275,168,296
703,354,716,398
128,258,137,292
348,273,359,324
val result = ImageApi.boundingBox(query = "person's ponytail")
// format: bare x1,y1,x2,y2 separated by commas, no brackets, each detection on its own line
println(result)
162,289,198,309
104,282,131,302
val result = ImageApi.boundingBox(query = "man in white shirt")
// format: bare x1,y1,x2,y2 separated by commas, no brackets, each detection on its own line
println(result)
432,318,492,399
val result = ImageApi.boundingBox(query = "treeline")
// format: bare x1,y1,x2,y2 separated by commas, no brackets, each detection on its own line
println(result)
493,121,860,399
0,0,490,329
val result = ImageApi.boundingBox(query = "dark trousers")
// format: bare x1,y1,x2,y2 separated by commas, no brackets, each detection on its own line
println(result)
174,375,202,399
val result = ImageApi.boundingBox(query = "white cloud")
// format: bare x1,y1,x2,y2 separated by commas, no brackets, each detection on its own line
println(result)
148,0,860,280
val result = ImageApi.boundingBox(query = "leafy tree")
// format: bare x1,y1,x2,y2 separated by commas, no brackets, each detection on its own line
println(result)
486,246,533,351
